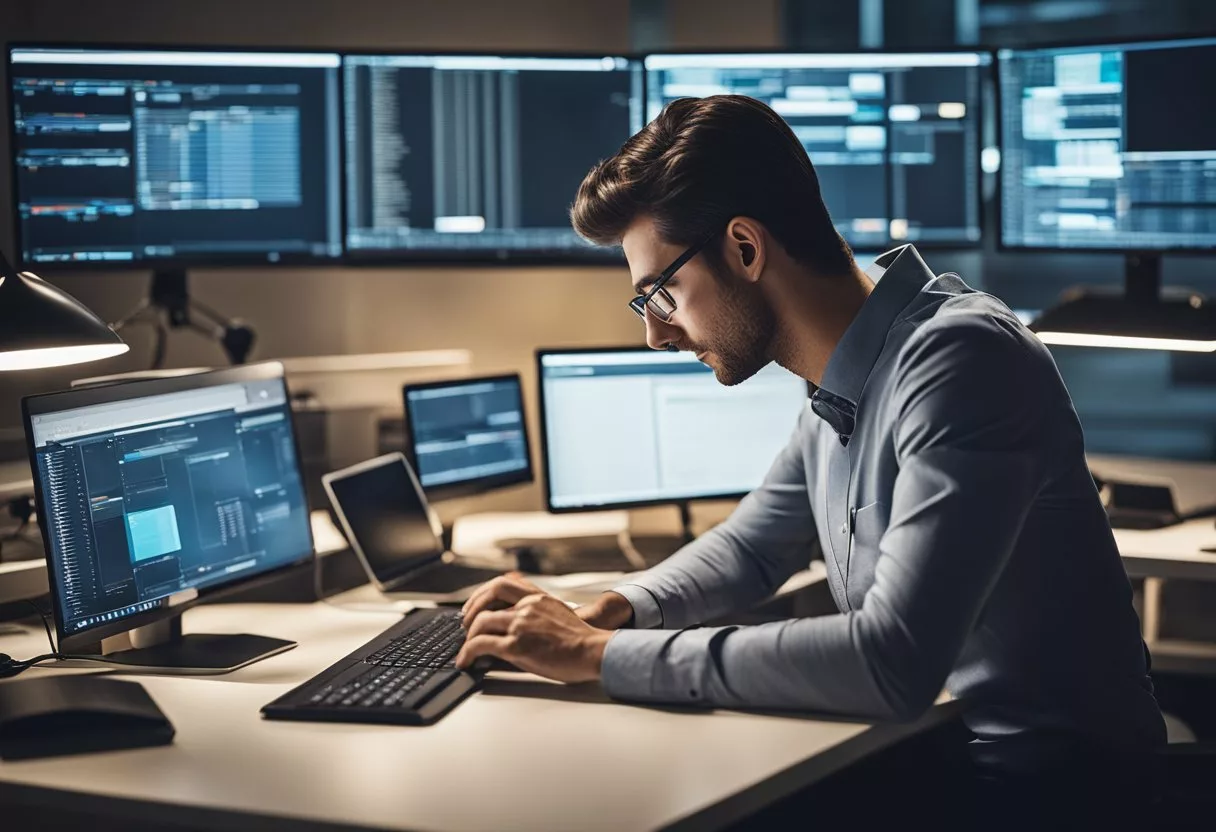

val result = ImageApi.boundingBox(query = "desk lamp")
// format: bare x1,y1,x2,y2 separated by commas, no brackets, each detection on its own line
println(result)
0,250,128,371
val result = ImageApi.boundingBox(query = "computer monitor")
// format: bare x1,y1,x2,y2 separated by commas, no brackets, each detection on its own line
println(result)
402,374,533,499
998,36,1216,253
22,362,314,672
8,46,343,267
536,347,809,513
644,51,991,250
343,53,644,261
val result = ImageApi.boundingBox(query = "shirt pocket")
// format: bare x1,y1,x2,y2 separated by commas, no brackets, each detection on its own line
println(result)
846,500,889,610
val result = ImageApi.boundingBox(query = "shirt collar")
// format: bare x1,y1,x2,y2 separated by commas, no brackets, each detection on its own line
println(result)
810,244,937,443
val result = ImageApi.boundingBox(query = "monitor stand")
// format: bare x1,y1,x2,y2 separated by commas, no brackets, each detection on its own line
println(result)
91,614,296,675
111,270,257,369
1124,252,1161,304
677,501,695,545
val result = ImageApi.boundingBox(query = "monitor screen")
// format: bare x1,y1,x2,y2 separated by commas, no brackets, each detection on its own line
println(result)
644,52,990,250
537,349,809,511
403,374,532,496
343,54,644,260
8,47,343,267
25,367,313,639
323,454,444,586
999,37,1216,252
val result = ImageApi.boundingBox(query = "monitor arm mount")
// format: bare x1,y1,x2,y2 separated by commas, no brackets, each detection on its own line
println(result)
112,270,256,369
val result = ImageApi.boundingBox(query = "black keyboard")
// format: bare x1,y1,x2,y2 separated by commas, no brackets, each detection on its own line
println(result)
303,666,446,710
364,612,466,668
261,609,479,726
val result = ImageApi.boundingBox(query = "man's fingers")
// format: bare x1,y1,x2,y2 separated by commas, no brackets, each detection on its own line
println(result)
455,634,515,669
461,577,532,628
465,609,514,640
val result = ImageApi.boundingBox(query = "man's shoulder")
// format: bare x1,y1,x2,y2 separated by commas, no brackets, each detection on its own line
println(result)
896,290,1045,371
884,292,1067,456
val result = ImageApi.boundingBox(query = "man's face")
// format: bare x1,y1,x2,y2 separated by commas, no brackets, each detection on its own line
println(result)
622,217,776,386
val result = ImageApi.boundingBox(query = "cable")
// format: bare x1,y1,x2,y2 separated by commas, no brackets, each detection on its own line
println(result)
0,652,60,678
0,601,141,679
0,652,136,679
22,598,56,654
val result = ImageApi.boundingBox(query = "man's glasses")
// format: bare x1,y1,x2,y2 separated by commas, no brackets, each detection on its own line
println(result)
628,231,717,323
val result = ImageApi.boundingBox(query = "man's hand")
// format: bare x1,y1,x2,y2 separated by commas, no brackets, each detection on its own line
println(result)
456,592,612,683
460,573,550,629
575,590,635,630
461,573,635,631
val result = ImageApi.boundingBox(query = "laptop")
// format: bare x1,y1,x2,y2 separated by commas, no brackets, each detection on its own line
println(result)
323,452,504,601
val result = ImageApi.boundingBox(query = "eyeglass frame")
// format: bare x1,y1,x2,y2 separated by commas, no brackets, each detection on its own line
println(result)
628,230,718,323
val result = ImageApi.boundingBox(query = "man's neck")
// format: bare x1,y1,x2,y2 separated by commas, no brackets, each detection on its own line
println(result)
770,263,874,387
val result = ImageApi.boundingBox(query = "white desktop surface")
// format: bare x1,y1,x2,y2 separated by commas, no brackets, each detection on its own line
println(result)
1113,518,1216,580
0,599,954,832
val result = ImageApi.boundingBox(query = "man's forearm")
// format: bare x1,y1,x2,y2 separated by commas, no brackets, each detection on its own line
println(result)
577,591,635,630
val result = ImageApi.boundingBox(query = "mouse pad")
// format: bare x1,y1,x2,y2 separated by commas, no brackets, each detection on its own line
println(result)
0,676,175,761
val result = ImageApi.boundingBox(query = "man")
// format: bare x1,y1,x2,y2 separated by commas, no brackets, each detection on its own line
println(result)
456,95,1165,809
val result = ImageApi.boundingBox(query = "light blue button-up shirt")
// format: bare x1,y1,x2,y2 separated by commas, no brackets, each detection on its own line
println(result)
601,244,1165,764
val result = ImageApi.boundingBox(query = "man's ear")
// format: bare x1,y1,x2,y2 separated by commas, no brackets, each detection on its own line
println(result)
725,217,766,283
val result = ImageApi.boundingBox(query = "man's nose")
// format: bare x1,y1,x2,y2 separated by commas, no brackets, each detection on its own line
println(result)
644,313,683,351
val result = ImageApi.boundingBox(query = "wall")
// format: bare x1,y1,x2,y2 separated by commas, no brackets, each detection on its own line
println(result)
666,0,782,48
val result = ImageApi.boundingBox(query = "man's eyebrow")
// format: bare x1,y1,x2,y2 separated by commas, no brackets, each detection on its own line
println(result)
633,274,660,294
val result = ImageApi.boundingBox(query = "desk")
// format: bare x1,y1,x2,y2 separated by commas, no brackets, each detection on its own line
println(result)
1113,519,1216,581
0,600,956,832
1113,519,1216,674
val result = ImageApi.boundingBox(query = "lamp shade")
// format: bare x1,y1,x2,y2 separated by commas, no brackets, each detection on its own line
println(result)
0,255,129,371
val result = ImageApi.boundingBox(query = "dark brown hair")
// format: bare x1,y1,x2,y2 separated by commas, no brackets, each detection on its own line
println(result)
571,95,854,275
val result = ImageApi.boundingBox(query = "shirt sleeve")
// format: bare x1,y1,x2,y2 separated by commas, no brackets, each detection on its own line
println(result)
606,403,820,632
601,315,1055,720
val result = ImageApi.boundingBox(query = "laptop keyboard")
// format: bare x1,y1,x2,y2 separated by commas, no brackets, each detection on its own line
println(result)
396,563,503,594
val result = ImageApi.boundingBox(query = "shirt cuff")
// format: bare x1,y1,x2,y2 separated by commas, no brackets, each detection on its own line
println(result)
600,629,663,701
600,628,717,706
609,583,664,629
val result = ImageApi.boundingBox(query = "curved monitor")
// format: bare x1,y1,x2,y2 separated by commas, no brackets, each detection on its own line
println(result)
22,362,314,654
343,53,643,262
644,51,991,250
8,46,343,268
537,347,808,512
999,36,1216,253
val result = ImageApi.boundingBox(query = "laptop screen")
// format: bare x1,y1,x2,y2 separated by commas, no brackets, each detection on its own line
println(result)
325,454,444,586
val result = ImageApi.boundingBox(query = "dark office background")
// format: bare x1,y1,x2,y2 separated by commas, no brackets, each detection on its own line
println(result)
2,0,1216,514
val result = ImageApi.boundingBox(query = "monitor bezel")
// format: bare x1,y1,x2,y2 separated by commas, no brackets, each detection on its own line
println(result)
21,361,316,653
338,49,642,266
6,41,347,272
641,46,996,253
401,372,535,500
994,33,1216,256
536,344,806,514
